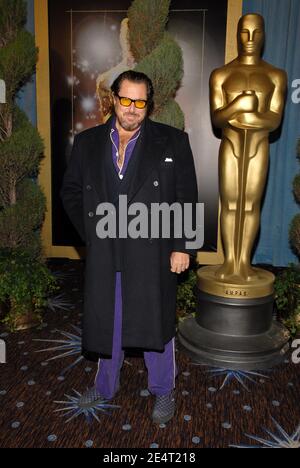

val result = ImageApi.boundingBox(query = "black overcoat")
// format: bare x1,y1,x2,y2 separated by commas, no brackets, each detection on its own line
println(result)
60,116,198,359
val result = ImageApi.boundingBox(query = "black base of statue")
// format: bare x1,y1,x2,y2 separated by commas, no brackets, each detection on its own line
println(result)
178,290,290,370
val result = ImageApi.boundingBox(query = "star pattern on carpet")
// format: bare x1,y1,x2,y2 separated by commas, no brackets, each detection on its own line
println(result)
33,325,84,375
54,388,121,423
192,363,270,391
230,417,300,448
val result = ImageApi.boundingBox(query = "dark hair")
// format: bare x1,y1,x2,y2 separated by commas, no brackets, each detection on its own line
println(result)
111,70,154,115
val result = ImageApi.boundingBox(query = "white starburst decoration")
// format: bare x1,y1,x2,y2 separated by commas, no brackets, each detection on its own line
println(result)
34,325,83,374
192,363,270,392
80,59,90,70
67,76,80,86
230,418,300,448
75,122,84,131
54,389,120,423
81,96,96,113
46,293,74,313
34,325,132,375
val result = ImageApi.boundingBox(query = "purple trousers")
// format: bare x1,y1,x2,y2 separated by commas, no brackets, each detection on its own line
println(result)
95,272,178,399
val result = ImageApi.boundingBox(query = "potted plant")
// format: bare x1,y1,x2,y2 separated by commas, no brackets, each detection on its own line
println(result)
289,140,300,258
279,140,300,336
0,298,8,322
274,265,300,337
0,249,58,330
176,265,198,325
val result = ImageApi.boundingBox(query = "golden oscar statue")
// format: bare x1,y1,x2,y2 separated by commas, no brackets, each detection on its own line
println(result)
178,14,290,370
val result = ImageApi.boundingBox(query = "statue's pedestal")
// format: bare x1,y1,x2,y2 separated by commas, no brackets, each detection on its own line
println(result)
178,266,290,370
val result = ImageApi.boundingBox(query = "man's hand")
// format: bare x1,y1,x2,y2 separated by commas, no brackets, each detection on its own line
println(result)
170,252,190,274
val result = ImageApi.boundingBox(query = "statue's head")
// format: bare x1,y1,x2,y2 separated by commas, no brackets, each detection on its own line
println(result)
237,13,265,57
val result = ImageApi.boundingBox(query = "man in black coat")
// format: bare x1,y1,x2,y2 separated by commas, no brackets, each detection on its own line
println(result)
60,70,199,424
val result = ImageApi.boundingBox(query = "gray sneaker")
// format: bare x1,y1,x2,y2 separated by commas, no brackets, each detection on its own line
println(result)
152,391,175,424
78,386,111,408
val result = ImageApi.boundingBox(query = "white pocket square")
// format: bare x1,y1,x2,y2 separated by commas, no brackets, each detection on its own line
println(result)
164,157,173,162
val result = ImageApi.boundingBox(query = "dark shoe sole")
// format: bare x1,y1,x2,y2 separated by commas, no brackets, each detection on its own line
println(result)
152,410,175,425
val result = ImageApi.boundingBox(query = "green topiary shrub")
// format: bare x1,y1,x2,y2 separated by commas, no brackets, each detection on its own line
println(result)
290,214,300,259
293,174,300,204
289,140,300,258
274,265,300,336
128,0,170,62
128,0,184,129
0,0,56,329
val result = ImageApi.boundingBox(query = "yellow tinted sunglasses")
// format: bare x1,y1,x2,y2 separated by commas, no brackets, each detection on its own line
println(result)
116,94,147,109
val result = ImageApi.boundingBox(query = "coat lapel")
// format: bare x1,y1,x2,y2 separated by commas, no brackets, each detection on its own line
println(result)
127,119,168,204
89,118,113,202
88,116,168,203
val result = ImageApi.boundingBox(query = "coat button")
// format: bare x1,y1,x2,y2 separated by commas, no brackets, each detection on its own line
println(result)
86,184,92,191
88,211,94,218
153,180,159,187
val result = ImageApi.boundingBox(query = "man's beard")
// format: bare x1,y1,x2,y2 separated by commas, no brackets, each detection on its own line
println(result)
117,112,145,131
